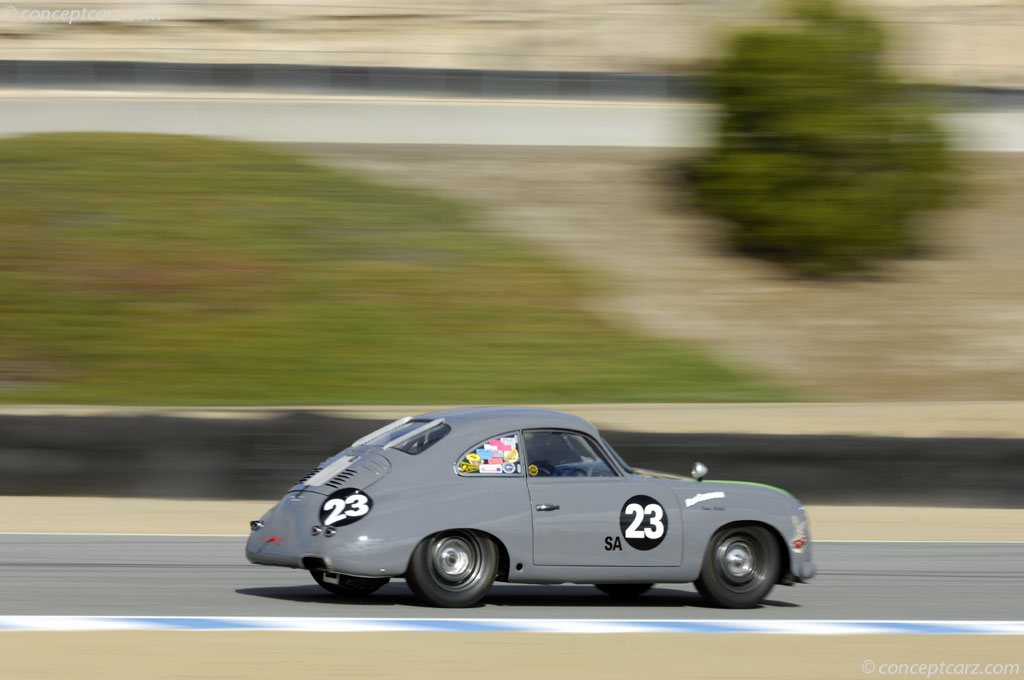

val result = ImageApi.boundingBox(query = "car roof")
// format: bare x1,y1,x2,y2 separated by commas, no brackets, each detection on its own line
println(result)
415,406,600,440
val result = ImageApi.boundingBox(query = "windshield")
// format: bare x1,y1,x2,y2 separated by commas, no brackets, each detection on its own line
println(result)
600,437,634,474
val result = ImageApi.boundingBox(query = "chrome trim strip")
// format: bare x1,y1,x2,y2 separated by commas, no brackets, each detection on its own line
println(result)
351,416,413,447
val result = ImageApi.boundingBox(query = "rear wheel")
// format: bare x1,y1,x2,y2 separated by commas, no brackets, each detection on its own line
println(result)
310,570,389,597
406,530,497,608
694,525,779,608
595,583,654,598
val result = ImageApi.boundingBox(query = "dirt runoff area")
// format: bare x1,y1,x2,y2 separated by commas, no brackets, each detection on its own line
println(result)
297,145,1024,402
3,497,1023,541
1,632,1021,680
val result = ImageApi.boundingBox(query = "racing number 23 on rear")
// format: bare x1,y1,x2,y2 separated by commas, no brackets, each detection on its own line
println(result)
320,488,372,527
618,495,667,551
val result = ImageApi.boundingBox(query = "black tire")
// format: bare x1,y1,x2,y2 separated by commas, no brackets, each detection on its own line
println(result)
406,530,497,608
310,570,389,597
595,583,654,598
694,525,779,609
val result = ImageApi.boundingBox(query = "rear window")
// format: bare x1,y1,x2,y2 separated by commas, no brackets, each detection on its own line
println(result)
392,422,451,455
372,420,434,447
354,417,451,455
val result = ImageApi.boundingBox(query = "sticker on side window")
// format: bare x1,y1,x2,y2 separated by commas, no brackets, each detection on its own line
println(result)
457,433,522,475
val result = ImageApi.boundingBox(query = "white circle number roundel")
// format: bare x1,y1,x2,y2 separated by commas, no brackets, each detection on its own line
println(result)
619,495,667,550
319,488,372,527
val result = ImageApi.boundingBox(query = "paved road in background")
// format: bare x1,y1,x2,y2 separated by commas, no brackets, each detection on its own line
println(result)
0,96,708,147
1,95,1022,150
2,535,1021,620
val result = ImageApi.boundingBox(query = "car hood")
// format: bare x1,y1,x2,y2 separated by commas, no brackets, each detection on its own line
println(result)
634,468,795,498
632,467,694,481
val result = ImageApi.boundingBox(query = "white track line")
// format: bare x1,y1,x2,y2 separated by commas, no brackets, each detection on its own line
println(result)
1,616,1022,634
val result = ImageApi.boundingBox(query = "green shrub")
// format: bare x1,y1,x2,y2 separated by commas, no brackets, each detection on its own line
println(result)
688,0,957,275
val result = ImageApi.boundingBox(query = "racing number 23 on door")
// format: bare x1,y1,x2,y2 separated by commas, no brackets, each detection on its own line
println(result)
619,495,667,551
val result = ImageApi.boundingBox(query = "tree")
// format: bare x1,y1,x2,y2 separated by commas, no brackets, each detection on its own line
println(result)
688,0,957,275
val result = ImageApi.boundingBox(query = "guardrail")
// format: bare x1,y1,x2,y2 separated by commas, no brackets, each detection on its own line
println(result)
3,60,1024,109
1,412,1021,506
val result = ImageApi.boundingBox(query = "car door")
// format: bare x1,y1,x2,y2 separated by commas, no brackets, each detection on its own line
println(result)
524,429,681,567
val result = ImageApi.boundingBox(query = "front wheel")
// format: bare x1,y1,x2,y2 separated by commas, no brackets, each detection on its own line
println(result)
595,583,654,598
406,530,497,608
694,525,779,608
311,570,390,597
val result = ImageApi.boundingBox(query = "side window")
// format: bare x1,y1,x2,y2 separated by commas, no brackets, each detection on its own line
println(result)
455,432,523,476
523,430,617,478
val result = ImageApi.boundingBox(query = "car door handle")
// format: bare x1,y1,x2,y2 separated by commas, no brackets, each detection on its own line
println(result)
535,504,560,512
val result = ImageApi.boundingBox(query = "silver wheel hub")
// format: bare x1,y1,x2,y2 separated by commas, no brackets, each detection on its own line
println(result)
434,537,474,582
718,539,755,581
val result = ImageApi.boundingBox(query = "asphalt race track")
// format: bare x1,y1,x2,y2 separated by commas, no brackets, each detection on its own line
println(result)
1,535,1021,621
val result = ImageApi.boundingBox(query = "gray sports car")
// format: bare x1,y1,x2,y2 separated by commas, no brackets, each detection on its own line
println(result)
246,407,814,608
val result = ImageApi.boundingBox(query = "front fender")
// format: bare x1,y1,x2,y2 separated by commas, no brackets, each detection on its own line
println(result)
676,482,815,582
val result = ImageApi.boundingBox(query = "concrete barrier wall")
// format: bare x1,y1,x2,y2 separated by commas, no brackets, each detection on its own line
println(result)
2,60,1023,110
0,61,692,100
1,412,1021,506
610,431,1024,508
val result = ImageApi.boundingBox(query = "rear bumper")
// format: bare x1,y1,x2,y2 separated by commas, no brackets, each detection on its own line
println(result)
245,545,303,569
246,537,407,578
245,493,319,570
244,491,412,577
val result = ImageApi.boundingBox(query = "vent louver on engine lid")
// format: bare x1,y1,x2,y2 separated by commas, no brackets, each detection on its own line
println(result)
296,467,323,485
300,452,362,488
321,453,391,490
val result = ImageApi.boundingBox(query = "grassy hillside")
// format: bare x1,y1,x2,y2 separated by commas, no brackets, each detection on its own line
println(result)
0,133,791,404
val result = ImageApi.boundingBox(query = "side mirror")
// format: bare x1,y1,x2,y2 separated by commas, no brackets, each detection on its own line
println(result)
691,461,708,482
